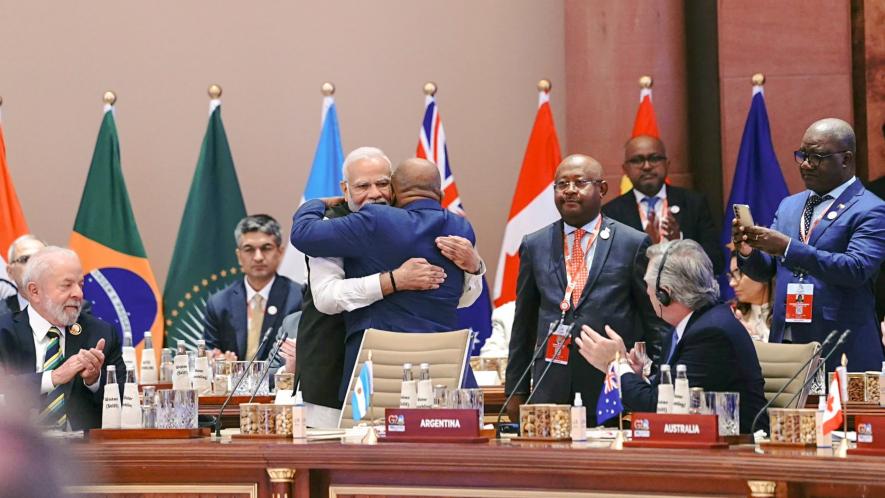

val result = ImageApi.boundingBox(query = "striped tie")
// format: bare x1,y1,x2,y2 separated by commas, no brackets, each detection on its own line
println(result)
40,326,66,428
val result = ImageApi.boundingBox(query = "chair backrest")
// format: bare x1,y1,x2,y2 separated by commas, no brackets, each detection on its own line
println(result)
753,341,821,408
338,328,471,428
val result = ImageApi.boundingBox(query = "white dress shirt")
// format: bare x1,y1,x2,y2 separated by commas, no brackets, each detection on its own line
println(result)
310,256,485,315
244,275,274,331
633,184,668,229
17,293,28,312
29,305,100,394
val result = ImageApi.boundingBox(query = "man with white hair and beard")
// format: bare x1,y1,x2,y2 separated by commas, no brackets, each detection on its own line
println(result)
0,247,125,430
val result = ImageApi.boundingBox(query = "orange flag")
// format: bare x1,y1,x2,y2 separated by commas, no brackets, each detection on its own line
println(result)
620,81,661,194
0,106,30,275
493,83,562,307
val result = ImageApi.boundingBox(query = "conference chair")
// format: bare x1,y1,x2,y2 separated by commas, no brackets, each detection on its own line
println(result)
753,341,822,408
338,328,471,429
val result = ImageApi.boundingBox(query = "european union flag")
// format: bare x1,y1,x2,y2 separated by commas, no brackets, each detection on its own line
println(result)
596,361,623,424
719,87,789,298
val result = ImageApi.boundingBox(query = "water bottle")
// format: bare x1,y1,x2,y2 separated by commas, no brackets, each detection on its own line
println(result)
570,393,587,441
672,364,689,414
173,340,191,390
139,332,158,384
656,364,674,414
416,363,433,408
192,340,212,394
101,365,121,429
121,331,138,384
120,368,142,428
399,363,417,408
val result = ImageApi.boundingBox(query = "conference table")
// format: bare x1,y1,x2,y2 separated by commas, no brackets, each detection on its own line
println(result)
66,435,885,498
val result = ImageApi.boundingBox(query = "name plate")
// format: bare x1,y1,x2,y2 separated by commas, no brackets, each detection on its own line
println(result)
626,413,726,449
384,408,479,439
856,415,885,447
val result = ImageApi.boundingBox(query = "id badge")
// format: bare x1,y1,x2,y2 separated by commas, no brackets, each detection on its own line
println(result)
785,282,814,323
544,322,574,365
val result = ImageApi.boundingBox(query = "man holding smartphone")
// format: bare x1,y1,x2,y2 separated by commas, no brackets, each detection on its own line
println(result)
732,118,885,372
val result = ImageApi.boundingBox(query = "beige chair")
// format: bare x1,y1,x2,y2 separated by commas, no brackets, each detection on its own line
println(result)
338,328,472,428
753,341,821,408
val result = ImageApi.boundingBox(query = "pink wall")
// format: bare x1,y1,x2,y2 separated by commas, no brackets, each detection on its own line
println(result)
718,0,854,199
564,0,692,192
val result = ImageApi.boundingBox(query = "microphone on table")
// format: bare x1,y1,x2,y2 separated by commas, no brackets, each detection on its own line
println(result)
248,323,290,403
496,313,566,439
783,329,853,408
749,329,845,435
214,326,276,439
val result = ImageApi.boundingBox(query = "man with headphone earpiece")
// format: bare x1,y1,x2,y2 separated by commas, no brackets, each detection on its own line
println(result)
576,239,768,434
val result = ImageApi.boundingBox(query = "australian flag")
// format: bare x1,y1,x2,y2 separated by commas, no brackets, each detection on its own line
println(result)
596,361,623,424
719,85,789,299
416,92,492,355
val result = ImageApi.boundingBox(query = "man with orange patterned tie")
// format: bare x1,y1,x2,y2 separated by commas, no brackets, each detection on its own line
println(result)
505,154,667,425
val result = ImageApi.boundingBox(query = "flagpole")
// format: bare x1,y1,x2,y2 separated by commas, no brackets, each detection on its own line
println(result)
611,351,625,450
837,353,849,457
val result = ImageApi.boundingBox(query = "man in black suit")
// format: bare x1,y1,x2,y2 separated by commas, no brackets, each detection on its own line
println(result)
0,247,124,430
504,154,668,425
0,235,46,316
602,135,724,275
577,239,767,434
204,215,302,368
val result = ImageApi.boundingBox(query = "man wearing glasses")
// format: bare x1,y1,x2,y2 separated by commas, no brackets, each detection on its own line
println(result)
0,235,47,316
505,154,667,426
602,135,723,275
733,118,885,372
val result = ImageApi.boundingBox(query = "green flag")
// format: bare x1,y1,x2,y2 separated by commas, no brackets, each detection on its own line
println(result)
163,102,247,348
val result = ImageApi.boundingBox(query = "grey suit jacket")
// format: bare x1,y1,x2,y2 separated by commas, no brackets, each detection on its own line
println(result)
505,216,669,425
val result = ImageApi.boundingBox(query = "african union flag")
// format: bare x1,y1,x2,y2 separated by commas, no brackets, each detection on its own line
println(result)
70,95,163,364
163,92,247,348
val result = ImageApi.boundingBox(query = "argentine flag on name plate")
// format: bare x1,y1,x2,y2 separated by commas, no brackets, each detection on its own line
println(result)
351,358,374,422
278,90,345,283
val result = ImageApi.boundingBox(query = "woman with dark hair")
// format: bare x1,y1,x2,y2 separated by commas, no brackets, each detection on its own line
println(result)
728,254,774,342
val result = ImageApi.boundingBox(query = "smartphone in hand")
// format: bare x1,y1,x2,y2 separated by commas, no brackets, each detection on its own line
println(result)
733,204,755,227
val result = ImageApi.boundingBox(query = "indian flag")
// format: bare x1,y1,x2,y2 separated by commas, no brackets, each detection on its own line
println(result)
0,101,30,292
69,94,163,364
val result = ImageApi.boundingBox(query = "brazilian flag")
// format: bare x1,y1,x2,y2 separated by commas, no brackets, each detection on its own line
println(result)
70,97,163,364
163,99,246,348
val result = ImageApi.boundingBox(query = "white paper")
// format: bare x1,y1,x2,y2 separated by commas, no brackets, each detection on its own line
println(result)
101,384,121,429
192,357,212,394
120,383,142,429
140,349,158,384
172,354,191,390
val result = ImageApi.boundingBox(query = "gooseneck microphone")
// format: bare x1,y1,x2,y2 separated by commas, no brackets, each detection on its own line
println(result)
248,324,290,403
749,329,844,435
783,329,853,408
496,313,566,438
214,326,276,438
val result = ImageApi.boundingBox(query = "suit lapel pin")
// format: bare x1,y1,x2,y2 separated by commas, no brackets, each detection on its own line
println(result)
827,211,837,220
267,305,278,316
69,323,82,336
600,227,611,240
838,203,845,210
669,205,680,215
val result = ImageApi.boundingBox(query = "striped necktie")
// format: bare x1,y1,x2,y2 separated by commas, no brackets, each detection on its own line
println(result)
40,326,67,429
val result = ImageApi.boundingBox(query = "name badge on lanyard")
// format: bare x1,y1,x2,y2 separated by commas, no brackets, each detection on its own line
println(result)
785,282,814,323
545,320,575,365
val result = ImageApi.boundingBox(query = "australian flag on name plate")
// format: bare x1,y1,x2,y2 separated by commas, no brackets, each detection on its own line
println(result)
596,360,623,424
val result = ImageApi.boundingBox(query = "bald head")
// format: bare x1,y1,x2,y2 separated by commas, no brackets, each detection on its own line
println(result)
391,158,443,206
623,135,669,196
799,118,856,194
556,154,604,178
554,154,608,226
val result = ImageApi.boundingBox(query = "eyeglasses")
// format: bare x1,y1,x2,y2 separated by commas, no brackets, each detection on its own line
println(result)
626,155,667,167
10,254,30,265
793,150,849,168
553,179,605,192
347,178,391,195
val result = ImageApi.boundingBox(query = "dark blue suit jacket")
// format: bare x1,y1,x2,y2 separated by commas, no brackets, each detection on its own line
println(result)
620,303,768,434
203,275,302,361
0,310,126,430
291,198,475,396
504,217,669,425
739,179,885,371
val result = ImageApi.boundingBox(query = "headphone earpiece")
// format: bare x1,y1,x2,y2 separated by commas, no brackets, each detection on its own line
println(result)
655,244,672,307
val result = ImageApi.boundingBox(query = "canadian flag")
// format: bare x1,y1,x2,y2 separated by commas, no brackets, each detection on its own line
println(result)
492,87,562,307
619,81,661,194
822,366,846,435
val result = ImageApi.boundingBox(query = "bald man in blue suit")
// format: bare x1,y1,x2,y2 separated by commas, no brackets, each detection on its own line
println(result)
735,118,885,371
291,158,478,397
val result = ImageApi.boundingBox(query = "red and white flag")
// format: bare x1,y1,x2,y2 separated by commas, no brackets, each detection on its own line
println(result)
0,106,29,297
822,366,846,435
620,82,661,194
493,88,562,307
